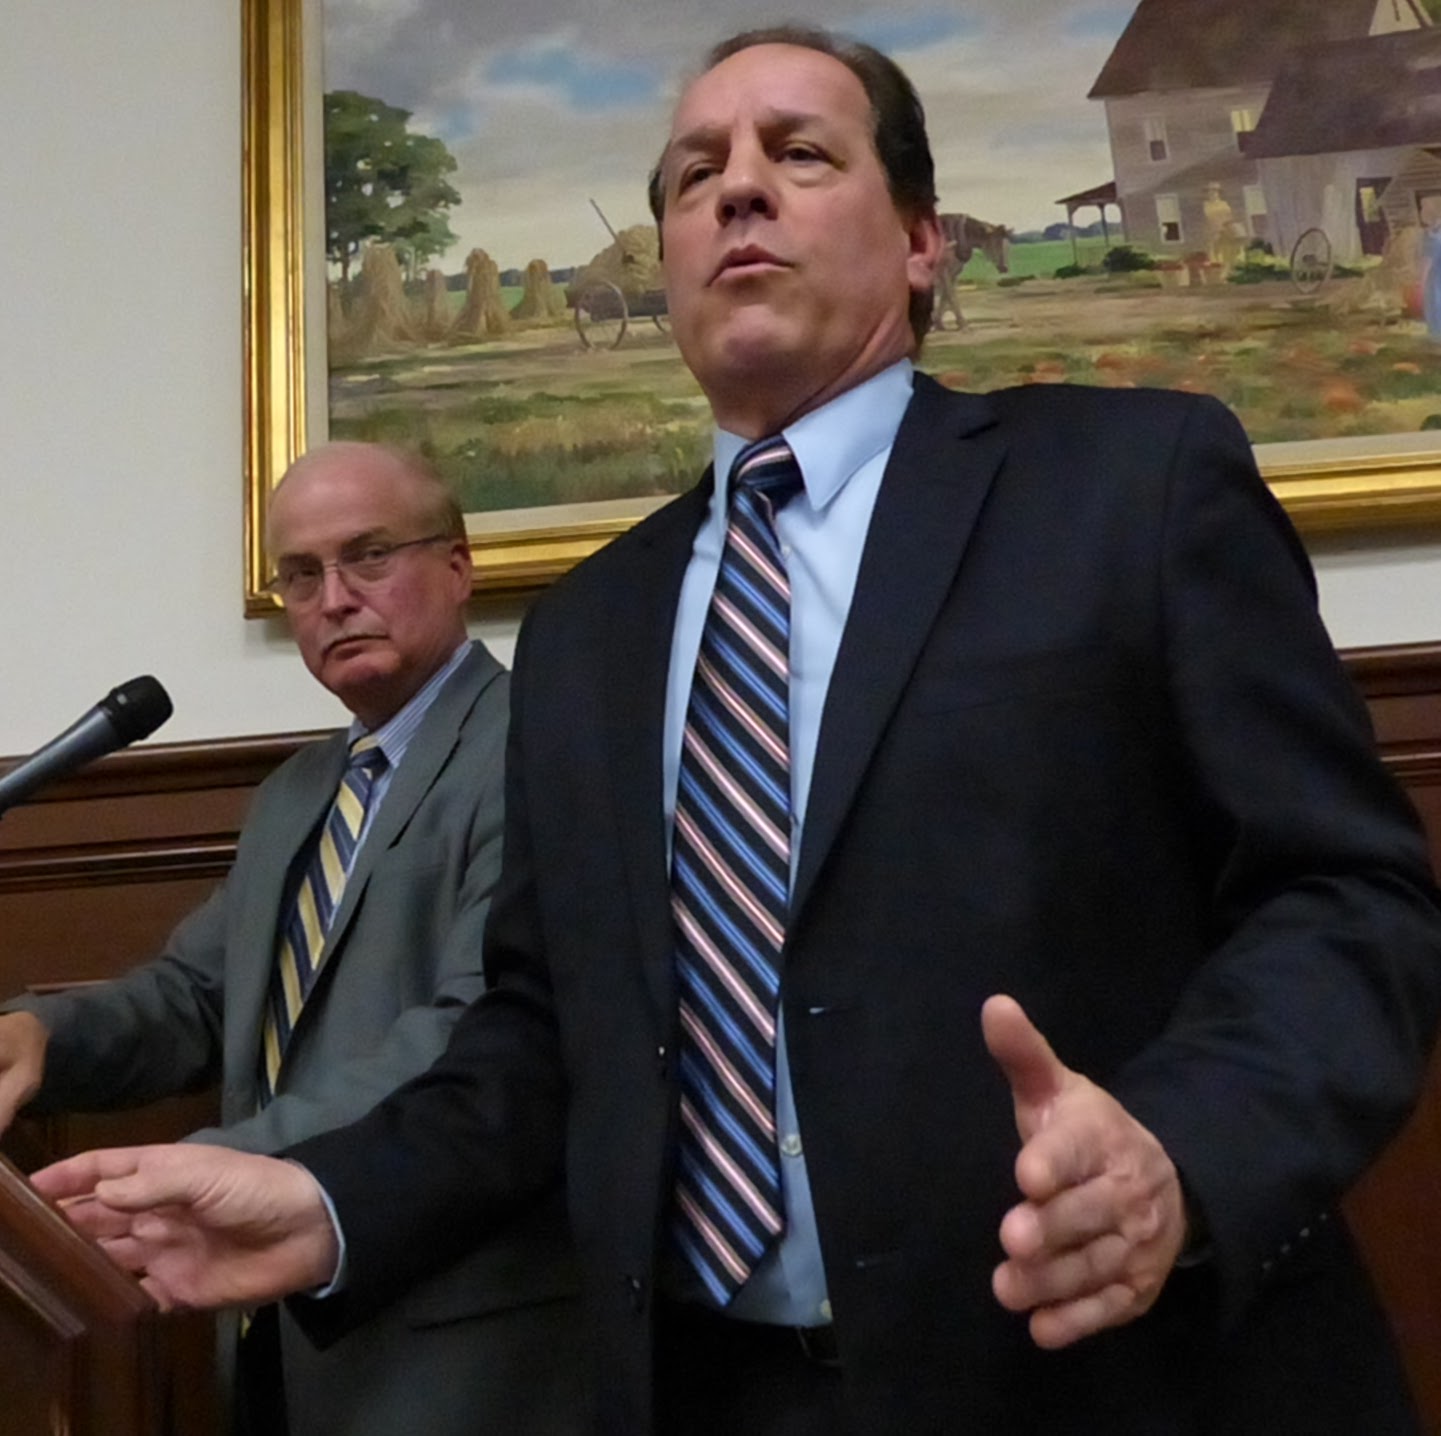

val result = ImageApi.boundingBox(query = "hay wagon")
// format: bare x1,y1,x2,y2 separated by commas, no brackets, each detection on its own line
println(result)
569,199,670,350
572,280,669,350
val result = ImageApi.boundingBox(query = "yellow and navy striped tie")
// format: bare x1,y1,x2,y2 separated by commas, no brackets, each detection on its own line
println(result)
259,734,387,1104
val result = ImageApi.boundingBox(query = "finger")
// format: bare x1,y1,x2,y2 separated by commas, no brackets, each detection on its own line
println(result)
30,1147,149,1200
993,1230,1131,1312
1006,1177,1157,1262
0,1063,42,1131
981,994,1068,1127
90,1143,261,1214
1028,1282,1140,1349
58,1198,141,1243
94,1160,213,1214
1013,1110,1114,1204
0,1074,27,1133
97,1234,154,1273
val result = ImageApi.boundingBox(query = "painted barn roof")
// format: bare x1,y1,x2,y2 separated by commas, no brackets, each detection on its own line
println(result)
1247,28,1441,158
1089,0,1410,98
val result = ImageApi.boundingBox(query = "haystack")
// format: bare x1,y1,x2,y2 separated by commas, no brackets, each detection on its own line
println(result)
453,248,512,340
348,244,419,352
510,258,567,321
419,268,452,341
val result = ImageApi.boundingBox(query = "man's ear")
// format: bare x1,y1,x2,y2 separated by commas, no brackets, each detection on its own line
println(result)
905,209,945,297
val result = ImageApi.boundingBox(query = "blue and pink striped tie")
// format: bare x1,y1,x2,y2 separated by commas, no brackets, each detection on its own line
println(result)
671,435,803,1304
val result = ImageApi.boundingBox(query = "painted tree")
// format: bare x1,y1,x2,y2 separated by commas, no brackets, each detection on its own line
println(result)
324,90,461,284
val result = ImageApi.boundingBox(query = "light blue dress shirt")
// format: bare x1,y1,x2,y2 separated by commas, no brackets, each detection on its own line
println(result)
662,359,916,1325
345,638,472,858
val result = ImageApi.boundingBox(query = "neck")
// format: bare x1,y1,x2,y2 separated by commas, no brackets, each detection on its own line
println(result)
704,343,912,440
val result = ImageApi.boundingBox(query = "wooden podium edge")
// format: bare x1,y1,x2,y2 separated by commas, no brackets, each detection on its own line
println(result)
0,1150,160,1436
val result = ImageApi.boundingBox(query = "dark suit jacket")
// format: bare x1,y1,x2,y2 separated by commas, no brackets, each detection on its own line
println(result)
294,380,1441,1434
13,643,585,1436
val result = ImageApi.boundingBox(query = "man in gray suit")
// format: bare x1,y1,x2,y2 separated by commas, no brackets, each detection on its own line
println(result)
0,442,585,1435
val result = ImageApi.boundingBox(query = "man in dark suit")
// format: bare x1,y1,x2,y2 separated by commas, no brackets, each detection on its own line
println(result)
34,26,1441,1435
2,442,585,1435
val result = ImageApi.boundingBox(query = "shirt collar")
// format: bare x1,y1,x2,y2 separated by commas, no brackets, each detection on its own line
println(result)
712,358,914,517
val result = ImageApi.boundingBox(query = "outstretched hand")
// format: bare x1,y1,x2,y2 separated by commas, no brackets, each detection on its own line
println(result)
30,1143,340,1312
982,994,1187,1349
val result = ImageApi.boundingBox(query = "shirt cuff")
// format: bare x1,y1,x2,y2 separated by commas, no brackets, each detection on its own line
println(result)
284,1159,348,1296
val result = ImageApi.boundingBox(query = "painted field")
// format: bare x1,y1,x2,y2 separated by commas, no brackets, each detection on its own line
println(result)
328,267,1440,514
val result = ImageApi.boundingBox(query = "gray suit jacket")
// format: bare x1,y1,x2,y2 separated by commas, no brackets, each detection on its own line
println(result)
13,642,586,1436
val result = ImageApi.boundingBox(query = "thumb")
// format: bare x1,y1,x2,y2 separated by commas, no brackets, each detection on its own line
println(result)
982,994,1069,1136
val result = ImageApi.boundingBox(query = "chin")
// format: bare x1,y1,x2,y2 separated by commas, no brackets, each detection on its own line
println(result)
327,655,398,706
679,297,795,364
715,321,806,380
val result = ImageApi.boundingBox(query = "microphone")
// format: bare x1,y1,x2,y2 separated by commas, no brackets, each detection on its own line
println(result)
0,676,173,817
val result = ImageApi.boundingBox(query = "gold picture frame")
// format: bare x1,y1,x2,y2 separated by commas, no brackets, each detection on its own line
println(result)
242,0,642,612
242,0,1441,615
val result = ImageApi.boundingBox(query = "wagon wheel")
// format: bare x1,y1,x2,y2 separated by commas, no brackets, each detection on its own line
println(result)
651,312,670,336
1289,227,1333,295
575,281,629,350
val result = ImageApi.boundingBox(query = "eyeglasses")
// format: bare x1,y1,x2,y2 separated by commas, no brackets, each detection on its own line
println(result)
266,534,453,606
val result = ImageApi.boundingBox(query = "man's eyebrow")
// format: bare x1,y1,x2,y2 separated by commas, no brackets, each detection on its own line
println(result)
277,527,392,563
337,528,395,549
667,109,830,159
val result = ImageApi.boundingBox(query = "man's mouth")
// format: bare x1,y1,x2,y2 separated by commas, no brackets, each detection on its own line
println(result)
713,245,788,282
323,632,383,657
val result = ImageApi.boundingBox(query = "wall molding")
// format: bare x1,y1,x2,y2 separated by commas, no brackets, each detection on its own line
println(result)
3,640,1441,894
0,731,324,893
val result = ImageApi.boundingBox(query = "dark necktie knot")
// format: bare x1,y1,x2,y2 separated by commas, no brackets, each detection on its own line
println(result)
347,737,388,777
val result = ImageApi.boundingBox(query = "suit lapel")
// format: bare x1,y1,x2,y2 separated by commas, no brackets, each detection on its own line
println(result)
603,481,712,1030
793,378,1006,917
318,645,494,980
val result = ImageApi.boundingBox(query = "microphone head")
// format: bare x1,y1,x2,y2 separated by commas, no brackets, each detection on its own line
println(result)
100,676,173,744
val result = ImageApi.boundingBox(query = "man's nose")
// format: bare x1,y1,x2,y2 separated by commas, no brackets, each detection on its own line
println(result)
318,564,360,613
716,150,778,223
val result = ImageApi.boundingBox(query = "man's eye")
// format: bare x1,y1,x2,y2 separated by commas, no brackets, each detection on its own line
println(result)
282,563,322,584
678,164,716,192
782,144,822,163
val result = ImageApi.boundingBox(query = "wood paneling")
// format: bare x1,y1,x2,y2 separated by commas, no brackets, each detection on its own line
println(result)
0,731,319,1436
1341,644,1441,1433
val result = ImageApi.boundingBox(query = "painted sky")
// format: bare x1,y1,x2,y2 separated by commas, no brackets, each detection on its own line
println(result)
323,0,1136,271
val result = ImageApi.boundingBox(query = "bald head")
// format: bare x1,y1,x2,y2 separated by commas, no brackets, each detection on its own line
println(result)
267,442,472,728
268,443,464,550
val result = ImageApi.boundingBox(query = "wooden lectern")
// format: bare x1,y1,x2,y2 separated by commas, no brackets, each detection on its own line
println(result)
0,1152,160,1436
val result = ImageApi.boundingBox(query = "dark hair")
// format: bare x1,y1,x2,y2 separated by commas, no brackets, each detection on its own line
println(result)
646,23,938,342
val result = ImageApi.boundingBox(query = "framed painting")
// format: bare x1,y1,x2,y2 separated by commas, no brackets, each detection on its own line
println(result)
242,0,1441,614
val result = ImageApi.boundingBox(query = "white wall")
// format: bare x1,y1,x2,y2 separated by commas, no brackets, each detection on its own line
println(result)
1,2,1438,758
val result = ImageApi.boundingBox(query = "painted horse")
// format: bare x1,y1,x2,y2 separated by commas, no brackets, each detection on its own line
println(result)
932,213,1011,331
